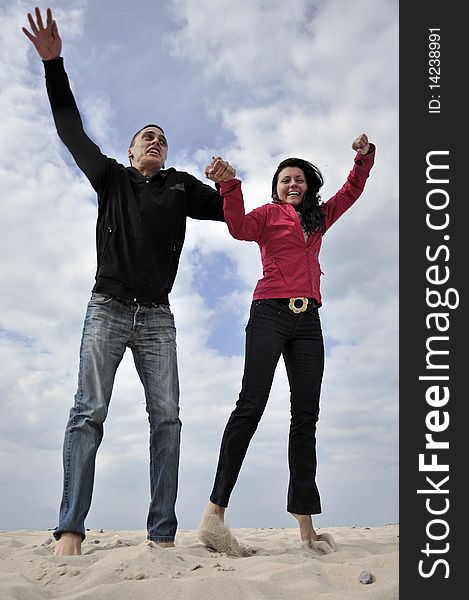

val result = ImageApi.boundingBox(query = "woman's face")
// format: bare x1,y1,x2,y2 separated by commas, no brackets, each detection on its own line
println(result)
276,167,307,206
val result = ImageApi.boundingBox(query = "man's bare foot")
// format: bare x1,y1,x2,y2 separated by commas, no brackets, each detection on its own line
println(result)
53,532,82,556
291,513,318,546
155,541,175,548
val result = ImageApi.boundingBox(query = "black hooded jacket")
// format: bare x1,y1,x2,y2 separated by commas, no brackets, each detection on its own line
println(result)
44,58,225,304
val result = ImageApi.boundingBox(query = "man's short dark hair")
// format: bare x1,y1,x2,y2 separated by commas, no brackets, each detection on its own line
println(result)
129,124,165,148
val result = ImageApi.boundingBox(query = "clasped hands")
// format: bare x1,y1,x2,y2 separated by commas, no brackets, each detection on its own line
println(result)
205,156,236,184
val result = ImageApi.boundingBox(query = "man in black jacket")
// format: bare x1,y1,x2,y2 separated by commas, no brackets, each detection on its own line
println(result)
23,7,235,556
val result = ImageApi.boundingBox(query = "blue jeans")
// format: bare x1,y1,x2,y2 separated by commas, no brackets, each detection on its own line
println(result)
210,299,324,515
54,293,180,542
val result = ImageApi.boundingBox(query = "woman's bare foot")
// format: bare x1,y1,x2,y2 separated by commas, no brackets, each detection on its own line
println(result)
291,513,318,546
53,532,82,556
198,502,247,556
205,501,226,520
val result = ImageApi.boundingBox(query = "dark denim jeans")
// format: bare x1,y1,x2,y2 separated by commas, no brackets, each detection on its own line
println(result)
54,293,180,542
210,299,324,515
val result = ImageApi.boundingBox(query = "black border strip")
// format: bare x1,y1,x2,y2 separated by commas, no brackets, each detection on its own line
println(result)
399,2,464,596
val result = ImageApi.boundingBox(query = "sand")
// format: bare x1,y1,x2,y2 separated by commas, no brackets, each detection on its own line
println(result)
0,524,398,599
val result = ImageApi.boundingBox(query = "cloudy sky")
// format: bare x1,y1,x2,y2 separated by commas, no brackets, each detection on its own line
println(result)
0,0,398,534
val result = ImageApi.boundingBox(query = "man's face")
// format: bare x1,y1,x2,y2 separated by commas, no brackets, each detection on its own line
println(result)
128,127,168,175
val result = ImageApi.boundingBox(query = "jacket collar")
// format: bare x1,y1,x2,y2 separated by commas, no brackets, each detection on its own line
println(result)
126,166,172,183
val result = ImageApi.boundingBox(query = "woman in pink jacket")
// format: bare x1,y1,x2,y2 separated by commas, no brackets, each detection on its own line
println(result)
199,134,375,555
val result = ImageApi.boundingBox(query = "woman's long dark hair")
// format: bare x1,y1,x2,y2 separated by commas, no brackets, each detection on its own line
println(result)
271,157,326,235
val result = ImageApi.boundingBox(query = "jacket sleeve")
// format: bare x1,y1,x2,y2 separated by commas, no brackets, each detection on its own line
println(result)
219,179,266,241
185,175,225,221
43,58,109,191
323,145,376,230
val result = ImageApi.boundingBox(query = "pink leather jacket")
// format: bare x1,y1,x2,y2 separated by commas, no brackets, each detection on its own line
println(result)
219,148,375,305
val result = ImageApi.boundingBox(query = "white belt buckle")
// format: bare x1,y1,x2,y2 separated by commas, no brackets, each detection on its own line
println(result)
288,297,309,314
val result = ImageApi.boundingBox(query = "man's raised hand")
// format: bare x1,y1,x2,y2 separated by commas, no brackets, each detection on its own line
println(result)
22,7,62,60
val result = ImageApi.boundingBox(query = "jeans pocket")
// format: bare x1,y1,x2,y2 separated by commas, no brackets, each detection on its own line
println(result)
89,292,114,305
157,304,173,316
247,301,285,332
256,299,286,316
250,300,269,318
310,309,322,329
